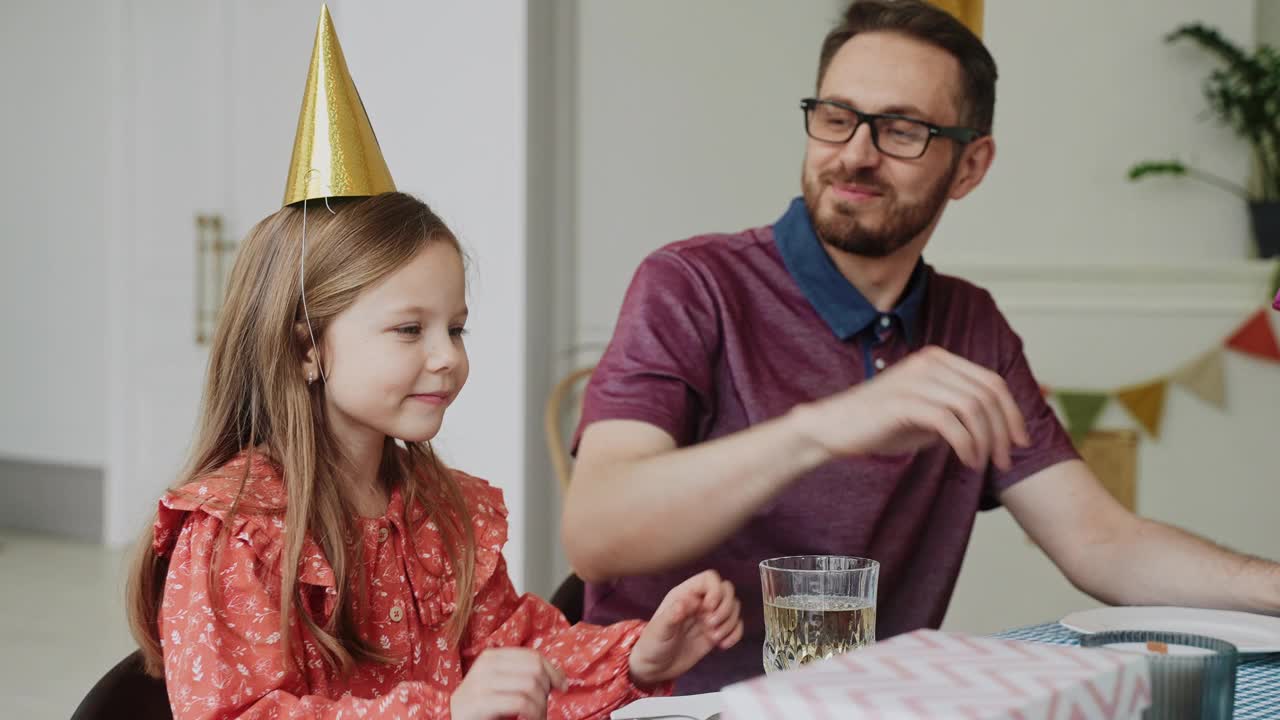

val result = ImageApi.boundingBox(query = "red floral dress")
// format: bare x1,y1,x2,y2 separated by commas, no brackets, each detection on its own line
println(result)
153,453,665,719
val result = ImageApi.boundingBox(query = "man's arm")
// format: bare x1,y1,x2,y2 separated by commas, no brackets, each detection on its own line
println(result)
565,415,829,582
564,347,1031,582
1002,459,1280,613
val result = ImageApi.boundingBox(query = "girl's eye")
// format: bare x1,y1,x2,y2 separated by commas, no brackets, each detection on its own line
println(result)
449,326,468,338
395,324,422,337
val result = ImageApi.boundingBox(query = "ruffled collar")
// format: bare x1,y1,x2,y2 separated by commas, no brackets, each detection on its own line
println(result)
152,451,509,629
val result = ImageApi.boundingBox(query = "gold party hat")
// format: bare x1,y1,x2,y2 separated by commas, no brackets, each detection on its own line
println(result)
931,0,984,38
282,4,395,206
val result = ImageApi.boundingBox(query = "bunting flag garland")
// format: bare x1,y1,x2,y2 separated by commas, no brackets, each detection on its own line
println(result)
1224,308,1280,362
1114,379,1168,439
1054,391,1109,443
929,0,984,37
1040,292,1279,442
1169,350,1226,410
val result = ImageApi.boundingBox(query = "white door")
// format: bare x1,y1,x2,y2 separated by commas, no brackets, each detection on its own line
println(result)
106,0,317,545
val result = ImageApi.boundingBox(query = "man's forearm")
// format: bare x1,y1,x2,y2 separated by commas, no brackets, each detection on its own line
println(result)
568,346,1034,583
1077,518,1280,613
563,408,831,582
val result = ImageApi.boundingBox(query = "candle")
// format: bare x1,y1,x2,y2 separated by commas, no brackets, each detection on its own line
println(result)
1081,630,1237,719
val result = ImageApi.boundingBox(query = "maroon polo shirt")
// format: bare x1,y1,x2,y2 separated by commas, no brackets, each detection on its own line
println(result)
572,197,1078,694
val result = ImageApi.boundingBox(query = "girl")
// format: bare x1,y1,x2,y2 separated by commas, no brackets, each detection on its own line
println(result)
127,192,743,719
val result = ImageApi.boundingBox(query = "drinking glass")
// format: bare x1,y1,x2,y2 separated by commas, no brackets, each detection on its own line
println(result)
760,555,879,673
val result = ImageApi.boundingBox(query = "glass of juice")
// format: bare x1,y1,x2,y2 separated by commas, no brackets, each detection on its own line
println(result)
760,555,879,674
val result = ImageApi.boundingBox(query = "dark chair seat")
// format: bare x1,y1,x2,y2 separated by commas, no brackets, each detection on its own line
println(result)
71,650,172,720
549,572,585,624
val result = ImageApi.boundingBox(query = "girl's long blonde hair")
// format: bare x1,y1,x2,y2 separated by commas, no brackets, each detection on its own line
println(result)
127,192,476,678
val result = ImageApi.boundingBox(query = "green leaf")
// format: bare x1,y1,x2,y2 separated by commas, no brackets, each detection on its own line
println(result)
1128,161,1188,181
1166,23,1256,74
1137,24,1280,201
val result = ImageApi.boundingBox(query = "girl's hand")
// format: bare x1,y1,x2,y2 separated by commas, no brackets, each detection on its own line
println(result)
628,569,743,687
451,648,567,720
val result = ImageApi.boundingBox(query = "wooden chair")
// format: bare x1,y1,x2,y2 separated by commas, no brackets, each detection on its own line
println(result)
543,366,595,494
543,366,595,622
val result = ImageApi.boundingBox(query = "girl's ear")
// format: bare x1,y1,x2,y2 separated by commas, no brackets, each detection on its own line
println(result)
296,322,323,384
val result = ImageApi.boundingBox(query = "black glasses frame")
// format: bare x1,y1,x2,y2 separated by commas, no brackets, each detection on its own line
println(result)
800,97,985,159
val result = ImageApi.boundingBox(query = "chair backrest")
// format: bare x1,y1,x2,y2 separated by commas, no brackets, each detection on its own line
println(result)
70,650,172,720
543,366,595,494
549,572,586,624
543,366,595,623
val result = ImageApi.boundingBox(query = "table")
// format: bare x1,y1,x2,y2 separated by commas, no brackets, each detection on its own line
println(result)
996,623,1280,719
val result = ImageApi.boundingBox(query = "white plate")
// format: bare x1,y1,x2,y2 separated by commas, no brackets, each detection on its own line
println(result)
1061,606,1280,654
611,692,722,720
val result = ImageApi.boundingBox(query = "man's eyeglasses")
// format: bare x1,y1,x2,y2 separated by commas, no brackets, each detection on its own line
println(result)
800,97,985,160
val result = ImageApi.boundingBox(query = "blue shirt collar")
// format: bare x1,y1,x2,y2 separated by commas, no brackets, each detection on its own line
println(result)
773,196,928,343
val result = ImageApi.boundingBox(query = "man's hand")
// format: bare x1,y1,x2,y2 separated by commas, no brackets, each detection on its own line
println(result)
793,345,1031,471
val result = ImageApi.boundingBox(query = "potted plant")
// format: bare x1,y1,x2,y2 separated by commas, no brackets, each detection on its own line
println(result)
1128,24,1280,258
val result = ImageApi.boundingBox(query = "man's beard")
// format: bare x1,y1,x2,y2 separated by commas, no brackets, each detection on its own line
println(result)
803,163,956,258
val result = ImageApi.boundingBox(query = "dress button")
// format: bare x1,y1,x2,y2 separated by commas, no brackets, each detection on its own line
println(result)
874,357,887,370
378,526,390,543
879,315,892,328
389,605,404,623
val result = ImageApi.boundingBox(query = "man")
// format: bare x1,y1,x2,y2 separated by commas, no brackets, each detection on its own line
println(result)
563,0,1280,694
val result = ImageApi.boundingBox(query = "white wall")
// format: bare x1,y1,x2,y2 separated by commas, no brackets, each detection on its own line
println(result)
525,0,572,597
935,0,1256,265
1261,0,1280,47
105,1,318,548
1,2,110,467
334,0,541,589
565,0,1280,633
575,0,846,349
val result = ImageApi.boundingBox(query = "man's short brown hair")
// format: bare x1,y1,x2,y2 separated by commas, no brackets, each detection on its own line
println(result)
818,0,998,133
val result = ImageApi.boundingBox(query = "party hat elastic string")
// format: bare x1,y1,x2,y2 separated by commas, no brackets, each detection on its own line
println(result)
299,174,338,385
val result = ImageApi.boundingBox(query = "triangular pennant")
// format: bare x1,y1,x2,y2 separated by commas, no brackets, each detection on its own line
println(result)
1170,350,1226,409
1114,379,1168,438
1054,391,1109,444
929,0,984,37
1225,308,1280,362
